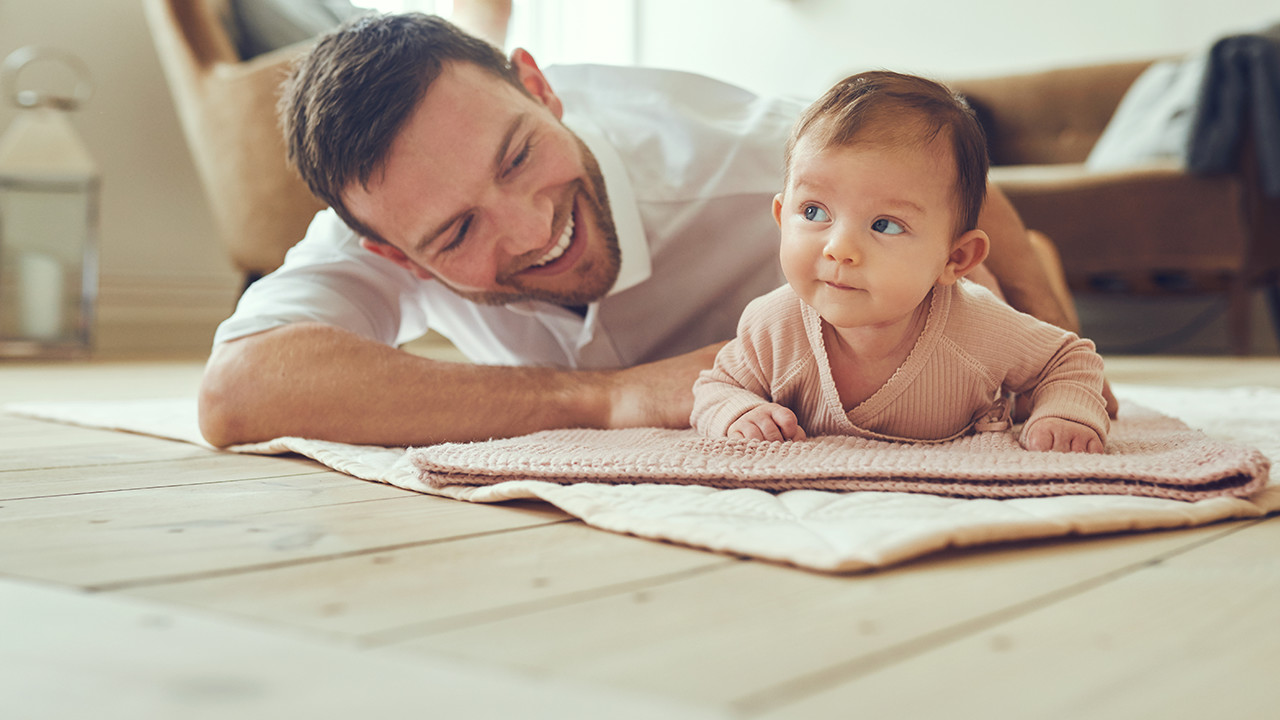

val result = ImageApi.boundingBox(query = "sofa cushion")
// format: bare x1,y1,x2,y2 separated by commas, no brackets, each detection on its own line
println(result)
1085,56,1206,171
992,162,1247,284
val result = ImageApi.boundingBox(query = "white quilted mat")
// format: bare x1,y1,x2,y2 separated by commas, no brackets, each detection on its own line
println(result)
7,384,1279,573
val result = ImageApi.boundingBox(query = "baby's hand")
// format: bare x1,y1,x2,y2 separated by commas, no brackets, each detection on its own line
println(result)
1020,417,1104,454
728,403,807,442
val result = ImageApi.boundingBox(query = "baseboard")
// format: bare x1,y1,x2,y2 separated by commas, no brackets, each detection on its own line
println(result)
93,273,241,357
1078,289,1280,356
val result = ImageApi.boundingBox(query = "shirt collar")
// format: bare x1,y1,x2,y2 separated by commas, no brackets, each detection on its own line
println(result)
562,112,650,296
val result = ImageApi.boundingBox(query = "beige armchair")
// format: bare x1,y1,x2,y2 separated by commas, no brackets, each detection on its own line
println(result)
951,60,1280,355
144,0,326,289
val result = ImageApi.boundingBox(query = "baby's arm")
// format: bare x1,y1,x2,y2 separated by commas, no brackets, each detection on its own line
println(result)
1016,340,1109,453
1008,334,1110,452
1020,417,1104,454
691,292,798,438
691,342,787,438
979,290,1110,453
728,403,808,441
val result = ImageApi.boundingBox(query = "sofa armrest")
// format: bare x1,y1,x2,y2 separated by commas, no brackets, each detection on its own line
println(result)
950,60,1155,166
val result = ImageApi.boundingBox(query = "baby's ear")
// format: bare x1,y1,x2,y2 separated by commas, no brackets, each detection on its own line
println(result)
939,229,990,285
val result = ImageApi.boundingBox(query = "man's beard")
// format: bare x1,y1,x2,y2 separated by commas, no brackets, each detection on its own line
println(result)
444,134,622,309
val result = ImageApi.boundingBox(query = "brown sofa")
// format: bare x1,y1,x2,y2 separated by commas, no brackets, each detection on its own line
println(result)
951,60,1280,355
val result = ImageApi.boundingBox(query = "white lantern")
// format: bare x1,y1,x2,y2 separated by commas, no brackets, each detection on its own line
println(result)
0,47,99,358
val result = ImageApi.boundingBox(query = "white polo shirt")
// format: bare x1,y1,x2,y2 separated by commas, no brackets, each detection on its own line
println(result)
213,64,800,369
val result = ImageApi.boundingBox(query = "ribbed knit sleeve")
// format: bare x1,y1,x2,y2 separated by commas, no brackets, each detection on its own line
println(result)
691,287,818,436
943,282,1110,442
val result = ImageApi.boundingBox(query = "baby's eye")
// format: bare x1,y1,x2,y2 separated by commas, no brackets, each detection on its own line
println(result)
872,218,905,235
802,205,830,222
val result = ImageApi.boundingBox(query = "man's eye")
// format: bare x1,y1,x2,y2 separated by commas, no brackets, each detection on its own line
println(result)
506,140,533,175
802,205,830,222
511,146,529,169
442,217,472,252
872,218,905,235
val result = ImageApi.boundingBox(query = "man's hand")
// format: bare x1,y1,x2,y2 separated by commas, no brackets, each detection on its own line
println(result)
605,342,726,429
727,403,807,442
1020,417,1104,454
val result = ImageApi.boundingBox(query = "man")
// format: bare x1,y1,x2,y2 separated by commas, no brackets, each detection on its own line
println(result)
199,13,1084,448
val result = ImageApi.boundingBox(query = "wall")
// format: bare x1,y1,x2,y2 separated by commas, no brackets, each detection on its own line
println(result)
636,0,1277,99
0,0,241,357
1,0,1276,356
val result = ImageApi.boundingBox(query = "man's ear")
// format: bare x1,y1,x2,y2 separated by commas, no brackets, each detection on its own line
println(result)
359,237,434,281
509,47,563,119
939,229,990,285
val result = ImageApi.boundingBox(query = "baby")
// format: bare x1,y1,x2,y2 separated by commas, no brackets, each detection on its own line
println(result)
691,71,1109,452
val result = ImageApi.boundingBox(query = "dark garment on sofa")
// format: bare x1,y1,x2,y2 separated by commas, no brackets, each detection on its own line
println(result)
228,0,366,60
1187,23,1280,196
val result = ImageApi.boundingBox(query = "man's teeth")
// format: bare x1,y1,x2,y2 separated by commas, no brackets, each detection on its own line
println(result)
532,214,574,268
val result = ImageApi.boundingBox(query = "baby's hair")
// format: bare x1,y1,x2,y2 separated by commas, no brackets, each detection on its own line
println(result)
785,71,989,237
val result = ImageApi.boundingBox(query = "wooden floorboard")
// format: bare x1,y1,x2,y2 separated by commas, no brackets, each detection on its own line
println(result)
126,520,734,641
2,466,572,590
2,578,718,720
2,356,1277,717
395,520,1259,712
0,423,215,471
759,515,1280,720
0,452,326,501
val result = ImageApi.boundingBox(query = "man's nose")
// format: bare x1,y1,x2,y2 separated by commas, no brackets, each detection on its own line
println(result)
489,188,555,256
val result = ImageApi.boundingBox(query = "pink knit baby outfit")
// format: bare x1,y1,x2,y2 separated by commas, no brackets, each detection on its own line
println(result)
691,281,1109,442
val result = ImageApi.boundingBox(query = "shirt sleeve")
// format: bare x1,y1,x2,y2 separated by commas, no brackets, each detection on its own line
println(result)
212,210,430,348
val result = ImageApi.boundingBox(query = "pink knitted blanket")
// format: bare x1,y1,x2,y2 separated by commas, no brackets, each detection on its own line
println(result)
412,404,1270,502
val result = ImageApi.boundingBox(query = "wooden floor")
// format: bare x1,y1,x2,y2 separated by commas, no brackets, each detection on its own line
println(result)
3,355,1279,719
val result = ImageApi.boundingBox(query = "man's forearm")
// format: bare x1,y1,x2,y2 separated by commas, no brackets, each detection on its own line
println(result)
979,183,1080,333
198,322,613,447
198,322,718,447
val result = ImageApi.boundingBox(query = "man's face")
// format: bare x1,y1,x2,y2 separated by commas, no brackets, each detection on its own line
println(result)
344,59,620,307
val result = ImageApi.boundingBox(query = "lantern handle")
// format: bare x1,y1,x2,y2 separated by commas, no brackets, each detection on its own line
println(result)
2,46,93,112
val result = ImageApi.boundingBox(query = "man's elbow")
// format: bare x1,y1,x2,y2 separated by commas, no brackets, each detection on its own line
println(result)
198,363,246,448
197,340,264,448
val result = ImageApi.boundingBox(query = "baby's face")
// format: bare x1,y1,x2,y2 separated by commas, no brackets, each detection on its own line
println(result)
775,133,961,332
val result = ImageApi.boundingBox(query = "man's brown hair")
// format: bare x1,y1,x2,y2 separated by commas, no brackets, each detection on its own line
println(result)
785,70,989,237
279,13,524,241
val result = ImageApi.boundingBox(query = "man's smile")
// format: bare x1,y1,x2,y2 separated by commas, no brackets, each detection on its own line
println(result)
531,209,574,268
518,195,585,277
